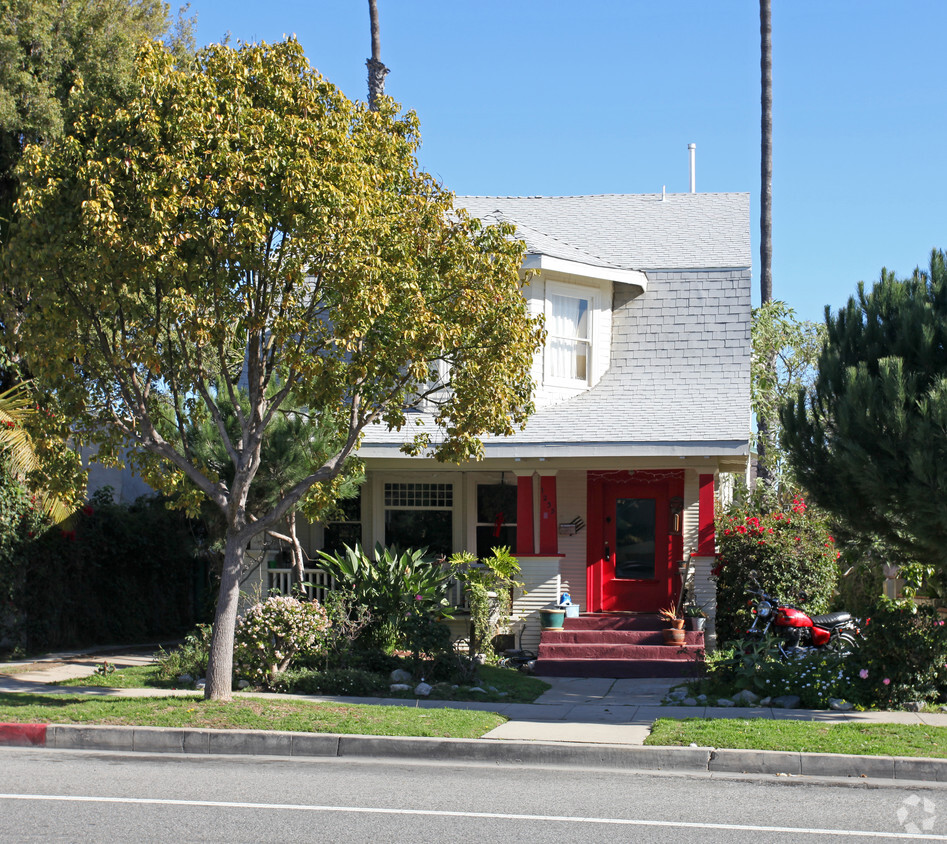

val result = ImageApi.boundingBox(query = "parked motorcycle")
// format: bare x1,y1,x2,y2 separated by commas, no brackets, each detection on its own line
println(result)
745,577,862,658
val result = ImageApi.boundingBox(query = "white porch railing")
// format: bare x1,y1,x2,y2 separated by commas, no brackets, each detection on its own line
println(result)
266,567,336,603
267,566,469,611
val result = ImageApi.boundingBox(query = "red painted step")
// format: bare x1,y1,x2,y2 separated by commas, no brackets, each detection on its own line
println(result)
538,643,703,661
541,629,704,646
532,612,706,679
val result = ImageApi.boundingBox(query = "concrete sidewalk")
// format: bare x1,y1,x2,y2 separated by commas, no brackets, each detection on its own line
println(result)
3,648,947,782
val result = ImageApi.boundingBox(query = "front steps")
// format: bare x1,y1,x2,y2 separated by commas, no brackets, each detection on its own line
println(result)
533,613,704,679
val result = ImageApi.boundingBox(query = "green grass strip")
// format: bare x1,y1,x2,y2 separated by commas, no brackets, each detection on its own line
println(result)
646,717,947,758
0,693,506,739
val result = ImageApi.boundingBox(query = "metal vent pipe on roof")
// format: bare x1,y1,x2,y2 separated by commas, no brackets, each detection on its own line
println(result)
688,143,696,193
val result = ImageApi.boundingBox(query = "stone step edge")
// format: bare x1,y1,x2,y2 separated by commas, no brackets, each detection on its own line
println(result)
0,723,943,782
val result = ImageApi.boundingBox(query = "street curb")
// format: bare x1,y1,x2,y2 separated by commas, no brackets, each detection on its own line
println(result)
3,722,947,781
0,723,46,747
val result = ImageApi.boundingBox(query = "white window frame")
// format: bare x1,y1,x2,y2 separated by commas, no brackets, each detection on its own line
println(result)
544,280,596,388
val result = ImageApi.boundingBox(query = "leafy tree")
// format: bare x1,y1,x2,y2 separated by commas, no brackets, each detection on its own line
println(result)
0,0,193,245
751,300,825,493
0,1,193,507
185,386,363,588
781,249,947,571
7,39,543,700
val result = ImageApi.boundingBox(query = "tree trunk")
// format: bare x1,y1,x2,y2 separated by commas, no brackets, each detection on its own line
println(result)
288,510,307,593
366,0,389,111
760,0,773,305
204,530,246,701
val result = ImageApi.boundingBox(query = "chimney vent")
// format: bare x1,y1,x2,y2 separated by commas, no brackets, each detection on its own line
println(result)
688,143,696,193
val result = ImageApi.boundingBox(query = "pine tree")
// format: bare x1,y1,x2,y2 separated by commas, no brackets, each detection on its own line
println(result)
781,249,947,567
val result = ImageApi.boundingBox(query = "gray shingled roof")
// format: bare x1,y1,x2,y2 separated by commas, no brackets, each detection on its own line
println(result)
360,193,752,458
457,193,750,271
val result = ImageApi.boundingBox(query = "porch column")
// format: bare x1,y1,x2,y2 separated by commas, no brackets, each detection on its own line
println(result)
538,471,558,555
698,473,715,556
515,471,535,556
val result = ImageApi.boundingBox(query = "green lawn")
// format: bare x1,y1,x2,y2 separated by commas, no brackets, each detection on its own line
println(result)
59,662,549,703
647,717,947,758
0,693,505,738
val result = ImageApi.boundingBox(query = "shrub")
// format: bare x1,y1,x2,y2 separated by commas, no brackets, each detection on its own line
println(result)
696,637,862,709
713,495,840,644
272,667,387,697
315,543,455,652
295,589,372,670
1,484,208,653
154,624,213,682
850,601,947,707
451,546,523,660
234,595,330,687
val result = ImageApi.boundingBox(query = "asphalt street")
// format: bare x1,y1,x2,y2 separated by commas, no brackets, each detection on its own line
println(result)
2,747,946,843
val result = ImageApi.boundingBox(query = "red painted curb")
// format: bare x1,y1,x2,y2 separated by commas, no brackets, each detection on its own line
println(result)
0,723,47,747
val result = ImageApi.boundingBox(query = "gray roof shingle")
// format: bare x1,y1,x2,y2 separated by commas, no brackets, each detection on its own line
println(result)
456,193,751,271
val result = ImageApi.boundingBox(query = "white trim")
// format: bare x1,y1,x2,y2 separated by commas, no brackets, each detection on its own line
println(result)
523,253,648,292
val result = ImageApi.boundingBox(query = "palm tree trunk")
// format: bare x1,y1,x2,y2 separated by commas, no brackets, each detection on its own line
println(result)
760,0,773,305
757,0,774,486
366,0,389,111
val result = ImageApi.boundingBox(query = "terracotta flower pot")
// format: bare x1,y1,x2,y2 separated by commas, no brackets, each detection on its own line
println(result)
663,627,686,645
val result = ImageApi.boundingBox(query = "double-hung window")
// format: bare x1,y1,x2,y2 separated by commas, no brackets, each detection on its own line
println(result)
546,285,592,385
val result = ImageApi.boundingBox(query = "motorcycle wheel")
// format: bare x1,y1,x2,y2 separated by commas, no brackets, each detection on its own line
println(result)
827,631,859,653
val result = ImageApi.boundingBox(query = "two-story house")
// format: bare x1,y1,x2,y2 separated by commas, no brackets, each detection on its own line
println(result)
292,191,751,667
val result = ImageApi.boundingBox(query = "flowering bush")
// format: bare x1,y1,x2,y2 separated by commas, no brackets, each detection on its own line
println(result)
709,638,861,708
850,601,947,707
713,495,840,643
234,595,330,687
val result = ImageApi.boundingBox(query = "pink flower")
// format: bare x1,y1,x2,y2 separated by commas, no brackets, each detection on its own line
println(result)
883,678,891,686
859,669,869,679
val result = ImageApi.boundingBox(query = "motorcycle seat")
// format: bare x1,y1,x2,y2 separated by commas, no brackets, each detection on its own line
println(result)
810,612,852,627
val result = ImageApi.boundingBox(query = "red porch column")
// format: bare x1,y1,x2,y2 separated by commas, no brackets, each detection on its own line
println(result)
697,473,715,557
515,472,535,556
538,472,558,555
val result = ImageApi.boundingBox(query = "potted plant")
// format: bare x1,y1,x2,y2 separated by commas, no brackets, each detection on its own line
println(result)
658,604,686,644
683,603,707,632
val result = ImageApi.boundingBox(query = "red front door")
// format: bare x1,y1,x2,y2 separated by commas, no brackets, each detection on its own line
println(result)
587,472,683,613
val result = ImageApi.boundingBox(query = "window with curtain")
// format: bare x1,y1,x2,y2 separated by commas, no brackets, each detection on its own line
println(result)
547,291,591,383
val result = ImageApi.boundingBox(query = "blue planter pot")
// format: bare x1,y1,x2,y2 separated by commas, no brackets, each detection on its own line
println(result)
539,608,566,630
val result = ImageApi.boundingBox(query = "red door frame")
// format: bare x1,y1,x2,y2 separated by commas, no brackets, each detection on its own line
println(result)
587,470,685,613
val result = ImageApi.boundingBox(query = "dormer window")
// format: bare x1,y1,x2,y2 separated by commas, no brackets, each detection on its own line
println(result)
545,283,592,386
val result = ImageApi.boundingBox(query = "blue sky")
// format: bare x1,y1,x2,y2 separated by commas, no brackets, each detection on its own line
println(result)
190,1,947,325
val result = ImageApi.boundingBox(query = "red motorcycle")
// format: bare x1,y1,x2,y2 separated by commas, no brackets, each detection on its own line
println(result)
745,578,861,658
